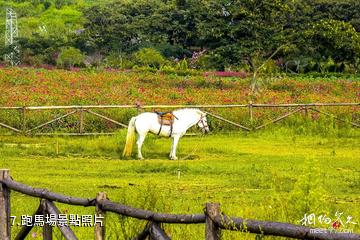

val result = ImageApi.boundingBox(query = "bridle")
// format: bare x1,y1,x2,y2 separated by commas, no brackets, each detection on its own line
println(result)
197,115,208,132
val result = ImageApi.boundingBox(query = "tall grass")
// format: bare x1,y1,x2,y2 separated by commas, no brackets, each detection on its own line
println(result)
0,127,359,239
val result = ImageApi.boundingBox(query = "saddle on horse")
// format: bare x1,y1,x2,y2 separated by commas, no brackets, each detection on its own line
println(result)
155,111,177,136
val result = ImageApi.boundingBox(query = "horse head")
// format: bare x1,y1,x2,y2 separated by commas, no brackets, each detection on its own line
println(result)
196,110,210,134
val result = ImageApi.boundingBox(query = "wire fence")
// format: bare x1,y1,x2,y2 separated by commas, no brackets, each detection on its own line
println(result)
0,102,358,136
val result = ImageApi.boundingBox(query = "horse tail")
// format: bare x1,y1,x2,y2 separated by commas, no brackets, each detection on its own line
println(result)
122,117,136,158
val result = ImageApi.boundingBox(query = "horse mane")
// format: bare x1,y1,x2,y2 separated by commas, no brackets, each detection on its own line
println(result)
173,108,204,115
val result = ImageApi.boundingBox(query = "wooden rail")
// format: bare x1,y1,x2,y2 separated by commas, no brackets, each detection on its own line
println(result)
0,103,359,136
1,169,359,240
0,102,358,110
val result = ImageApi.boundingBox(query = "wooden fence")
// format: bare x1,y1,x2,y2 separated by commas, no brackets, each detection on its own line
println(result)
0,103,358,136
1,169,360,240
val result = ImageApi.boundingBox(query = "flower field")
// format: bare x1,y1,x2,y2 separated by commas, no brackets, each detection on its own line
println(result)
0,67,359,106
0,67,358,133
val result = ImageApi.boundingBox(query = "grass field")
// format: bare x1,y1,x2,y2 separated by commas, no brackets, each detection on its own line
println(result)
1,127,359,239
0,67,359,239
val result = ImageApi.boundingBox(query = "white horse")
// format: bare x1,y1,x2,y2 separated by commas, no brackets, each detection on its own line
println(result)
122,108,209,160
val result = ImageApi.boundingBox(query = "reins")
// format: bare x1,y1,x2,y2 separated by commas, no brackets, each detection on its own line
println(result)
180,132,206,160
176,115,208,179
177,132,206,180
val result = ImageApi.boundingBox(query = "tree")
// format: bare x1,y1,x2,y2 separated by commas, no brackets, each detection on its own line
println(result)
133,47,166,68
308,19,360,63
56,46,85,68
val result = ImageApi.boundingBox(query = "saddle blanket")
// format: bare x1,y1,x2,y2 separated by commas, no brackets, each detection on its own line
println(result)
156,112,175,126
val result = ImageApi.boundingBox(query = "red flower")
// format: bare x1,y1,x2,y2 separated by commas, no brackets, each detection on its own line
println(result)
332,221,341,229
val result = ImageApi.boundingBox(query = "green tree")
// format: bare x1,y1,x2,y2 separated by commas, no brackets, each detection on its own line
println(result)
56,46,85,68
308,19,360,63
133,47,165,68
18,34,67,65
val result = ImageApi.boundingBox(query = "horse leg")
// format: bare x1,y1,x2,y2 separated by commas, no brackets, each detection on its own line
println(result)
169,138,174,159
137,132,147,160
170,135,180,160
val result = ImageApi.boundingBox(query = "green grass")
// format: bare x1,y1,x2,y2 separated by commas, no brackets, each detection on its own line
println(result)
0,128,359,239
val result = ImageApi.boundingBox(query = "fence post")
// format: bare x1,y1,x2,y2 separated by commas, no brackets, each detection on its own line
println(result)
248,101,253,123
0,169,11,240
41,199,52,240
79,109,84,134
55,139,59,155
95,192,107,240
205,203,221,240
43,224,52,240
304,106,308,117
149,223,171,240
21,106,27,135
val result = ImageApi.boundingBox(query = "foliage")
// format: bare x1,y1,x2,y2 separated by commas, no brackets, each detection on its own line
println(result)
56,47,85,68
155,43,192,59
104,52,135,69
307,19,360,66
18,34,67,65
133,48,166,68
1,0,360,72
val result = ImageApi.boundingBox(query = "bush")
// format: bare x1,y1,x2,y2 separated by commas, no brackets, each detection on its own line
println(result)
159,62,199,76
193,52,225,70
176,59,189,71
56,47,85,69
105,53,135,69
133,48,166,69
22,49,45,66
84,52,103,68
155,44,192,59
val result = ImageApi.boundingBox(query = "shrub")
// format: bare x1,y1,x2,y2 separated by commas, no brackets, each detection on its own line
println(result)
84,52,103,68
133,48,166,69
56,47,85,69
193,52,224,70
21,49,45,66
159,65,176,74
105,53,135,69
155,43,192,59
176,59,188,71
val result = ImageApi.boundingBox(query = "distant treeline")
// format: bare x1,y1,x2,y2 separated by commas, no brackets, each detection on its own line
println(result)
1,0,360,72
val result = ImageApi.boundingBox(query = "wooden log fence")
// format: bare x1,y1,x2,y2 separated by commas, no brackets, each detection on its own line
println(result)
204,111,251,131
1,169,360,240
14,202,44,240
0,103,358,136
205,203,221,240
95,192,107,240
0,170,11,240
149,223,171,240
84,109,128,128
309,107,360,128
255,107,304,130
132,225,150,240
26,109,79,133
0,122,21,133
